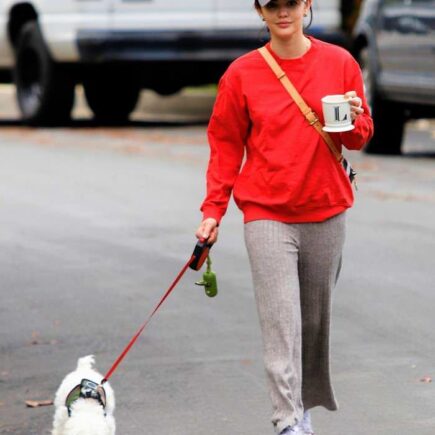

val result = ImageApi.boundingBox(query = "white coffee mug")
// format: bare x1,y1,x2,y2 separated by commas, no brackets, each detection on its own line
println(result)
321,95,355,132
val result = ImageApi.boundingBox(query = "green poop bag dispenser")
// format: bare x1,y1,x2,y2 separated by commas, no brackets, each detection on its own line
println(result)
195,256,218,298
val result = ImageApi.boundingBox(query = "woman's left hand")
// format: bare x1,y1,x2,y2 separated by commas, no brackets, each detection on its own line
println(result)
344,90,364,122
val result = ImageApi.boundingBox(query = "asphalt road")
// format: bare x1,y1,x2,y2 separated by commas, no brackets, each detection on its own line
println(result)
0,88,434,435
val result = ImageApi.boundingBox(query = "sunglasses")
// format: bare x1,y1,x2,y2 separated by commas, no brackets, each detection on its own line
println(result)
65,379,107,414
264,0,306,9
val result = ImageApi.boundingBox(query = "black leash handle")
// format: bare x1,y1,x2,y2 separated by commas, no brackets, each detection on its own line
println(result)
189,239,213,271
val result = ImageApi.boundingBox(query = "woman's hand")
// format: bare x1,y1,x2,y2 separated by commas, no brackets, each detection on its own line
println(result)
344,90,364,123
195,218,219,244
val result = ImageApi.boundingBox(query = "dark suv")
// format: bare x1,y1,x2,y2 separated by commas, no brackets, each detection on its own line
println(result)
353,0,435,154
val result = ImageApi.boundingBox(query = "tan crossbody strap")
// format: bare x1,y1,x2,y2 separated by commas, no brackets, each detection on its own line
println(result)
258,46,343,163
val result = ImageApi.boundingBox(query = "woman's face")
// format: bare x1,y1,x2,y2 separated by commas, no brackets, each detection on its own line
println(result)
257,0,311,40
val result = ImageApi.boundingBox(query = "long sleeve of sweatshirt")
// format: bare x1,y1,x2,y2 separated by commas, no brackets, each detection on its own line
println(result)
201,73,250,223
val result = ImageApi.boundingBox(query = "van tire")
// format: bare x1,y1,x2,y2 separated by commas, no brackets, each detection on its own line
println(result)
83,74,140,124
359,47,404,155
14,21,75,125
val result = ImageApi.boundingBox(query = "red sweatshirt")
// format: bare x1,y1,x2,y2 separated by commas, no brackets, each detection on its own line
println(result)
201,37,374,224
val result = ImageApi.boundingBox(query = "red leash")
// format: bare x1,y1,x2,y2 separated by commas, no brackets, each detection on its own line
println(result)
102,241,212,384
102,255,195,383
102,255,194,383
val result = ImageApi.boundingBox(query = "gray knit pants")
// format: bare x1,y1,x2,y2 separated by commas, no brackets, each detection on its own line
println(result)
244,213,346,434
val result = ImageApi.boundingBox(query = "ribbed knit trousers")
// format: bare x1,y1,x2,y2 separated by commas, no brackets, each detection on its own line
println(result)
244,213,346,434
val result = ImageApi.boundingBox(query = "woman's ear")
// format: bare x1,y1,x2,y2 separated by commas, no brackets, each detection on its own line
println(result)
304,0,313,14
256,10,265,21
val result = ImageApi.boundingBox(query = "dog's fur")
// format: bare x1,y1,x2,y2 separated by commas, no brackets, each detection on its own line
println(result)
52,355,116,435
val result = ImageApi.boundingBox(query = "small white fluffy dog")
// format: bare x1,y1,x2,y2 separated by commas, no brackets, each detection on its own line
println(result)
52,355,116,435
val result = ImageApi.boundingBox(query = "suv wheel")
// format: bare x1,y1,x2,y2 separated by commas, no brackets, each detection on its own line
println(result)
14,21,75,125
83,73,140,124
359,47,405,155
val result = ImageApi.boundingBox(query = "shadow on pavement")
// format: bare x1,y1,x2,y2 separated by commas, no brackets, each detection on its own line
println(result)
401,152,435,159
0,119,22,126
0,118,209,128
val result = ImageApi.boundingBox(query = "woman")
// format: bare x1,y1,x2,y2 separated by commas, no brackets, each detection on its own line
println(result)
195,1,374,434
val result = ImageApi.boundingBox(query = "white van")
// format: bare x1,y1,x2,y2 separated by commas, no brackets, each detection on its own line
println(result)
0,0,345,125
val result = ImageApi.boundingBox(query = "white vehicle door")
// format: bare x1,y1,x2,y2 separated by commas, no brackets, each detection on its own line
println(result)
214,0,263,59
107,0,215,61
109,0,214,31
53,0,111,60
215,0,260,30
74,0,111,24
